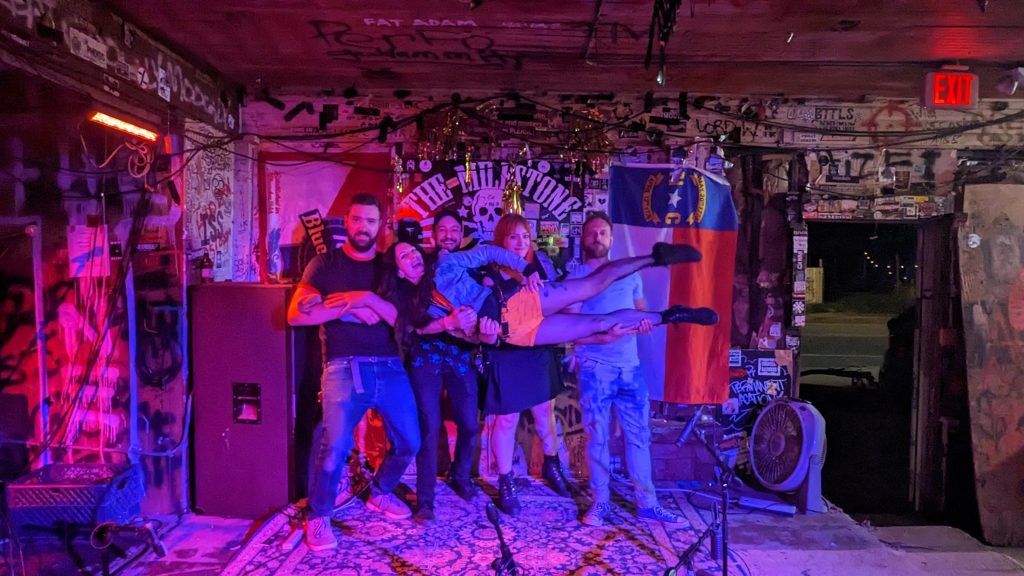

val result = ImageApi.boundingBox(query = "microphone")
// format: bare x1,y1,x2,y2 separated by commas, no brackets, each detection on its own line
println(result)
674,405,706,447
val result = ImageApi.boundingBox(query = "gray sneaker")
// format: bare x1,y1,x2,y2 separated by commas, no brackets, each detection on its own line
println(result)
637,505,685,524
366,488,412,520
305,516,337,551
582,501,613,527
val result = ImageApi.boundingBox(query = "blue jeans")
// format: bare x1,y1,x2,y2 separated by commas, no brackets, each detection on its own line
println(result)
308,357,420,517
577,359,658,508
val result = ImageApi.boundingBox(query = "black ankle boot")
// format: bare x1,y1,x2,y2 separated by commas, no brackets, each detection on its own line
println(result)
541,455,572,497
446,474,479,501
414,501,434,522
652,242,702,265
497,473,521,516
660,305,719,326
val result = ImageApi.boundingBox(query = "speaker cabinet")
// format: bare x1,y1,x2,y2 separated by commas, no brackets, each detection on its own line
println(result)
190,284,320,519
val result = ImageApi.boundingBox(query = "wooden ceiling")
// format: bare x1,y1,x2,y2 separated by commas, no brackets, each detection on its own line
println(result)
107,0,1024,99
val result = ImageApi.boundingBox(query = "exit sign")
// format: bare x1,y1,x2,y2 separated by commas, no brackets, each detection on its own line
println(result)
924,71,979,110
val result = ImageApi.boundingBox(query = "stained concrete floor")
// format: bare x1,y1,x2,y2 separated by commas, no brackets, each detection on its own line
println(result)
6,480,1019,576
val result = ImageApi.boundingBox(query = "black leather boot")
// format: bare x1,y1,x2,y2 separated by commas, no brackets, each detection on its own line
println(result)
652,242,702,265
497,472,521,516
660,305,719,326
446,474,479,501
541,455,572,497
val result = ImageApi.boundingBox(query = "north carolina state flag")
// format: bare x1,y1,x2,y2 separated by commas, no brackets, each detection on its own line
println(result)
608,165,737,404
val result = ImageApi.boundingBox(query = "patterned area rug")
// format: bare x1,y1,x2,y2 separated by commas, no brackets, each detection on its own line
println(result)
220,478,718,575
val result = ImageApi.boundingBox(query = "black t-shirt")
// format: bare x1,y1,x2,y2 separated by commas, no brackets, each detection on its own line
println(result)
300,250,399,360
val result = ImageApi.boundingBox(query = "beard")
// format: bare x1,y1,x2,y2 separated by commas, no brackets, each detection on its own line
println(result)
583,243,609,259
348,231,377,252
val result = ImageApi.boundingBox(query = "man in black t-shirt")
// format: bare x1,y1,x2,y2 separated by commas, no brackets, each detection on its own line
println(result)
288,193,419,552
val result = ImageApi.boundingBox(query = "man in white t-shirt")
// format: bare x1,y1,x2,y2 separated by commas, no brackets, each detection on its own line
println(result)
566,212,684,526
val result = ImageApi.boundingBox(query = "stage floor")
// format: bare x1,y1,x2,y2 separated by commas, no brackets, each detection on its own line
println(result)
7,476,1024,576
146,477,1024,576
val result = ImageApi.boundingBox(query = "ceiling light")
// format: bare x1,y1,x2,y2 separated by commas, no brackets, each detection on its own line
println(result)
89,112,158,142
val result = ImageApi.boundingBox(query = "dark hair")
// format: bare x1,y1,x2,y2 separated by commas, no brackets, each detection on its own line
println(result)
348,192,381,214
434,207,463,228
396,218,423,245
380,242,437,351
583,211,613,232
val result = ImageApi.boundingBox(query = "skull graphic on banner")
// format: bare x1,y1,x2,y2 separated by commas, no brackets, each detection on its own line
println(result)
395,160,585,246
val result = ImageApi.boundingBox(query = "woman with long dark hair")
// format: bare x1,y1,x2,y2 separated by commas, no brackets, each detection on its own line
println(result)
380,235,485,522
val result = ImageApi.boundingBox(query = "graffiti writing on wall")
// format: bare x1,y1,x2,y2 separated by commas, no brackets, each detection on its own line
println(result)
692,117,779,142
0,0,236,130
185,122,234,281
310,20,524,70
720,349,793,435
803,146,955,202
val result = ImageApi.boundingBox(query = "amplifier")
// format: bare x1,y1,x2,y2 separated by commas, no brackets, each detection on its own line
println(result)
190,283,320,519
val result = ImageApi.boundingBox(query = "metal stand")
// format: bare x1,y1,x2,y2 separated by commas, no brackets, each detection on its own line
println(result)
486,503,522,576
90,519,168,575
668,406,735,576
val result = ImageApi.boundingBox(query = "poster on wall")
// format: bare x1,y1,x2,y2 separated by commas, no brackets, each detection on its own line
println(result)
394,160,585,271
261,153,390,281
720,349,794,435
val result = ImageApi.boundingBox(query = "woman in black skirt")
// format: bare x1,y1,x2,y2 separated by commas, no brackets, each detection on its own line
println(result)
480,214,572,516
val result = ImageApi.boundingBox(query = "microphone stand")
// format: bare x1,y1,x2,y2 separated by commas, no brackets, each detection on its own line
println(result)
695,426,733,576
486,502,521,576
673,405,707,448
670,405,734,576
663,515,715,576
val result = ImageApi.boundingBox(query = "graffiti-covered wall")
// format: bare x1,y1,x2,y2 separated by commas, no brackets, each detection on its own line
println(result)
1,98,189,512
184,121,235,281
0,0,238,131
958,184,1024,546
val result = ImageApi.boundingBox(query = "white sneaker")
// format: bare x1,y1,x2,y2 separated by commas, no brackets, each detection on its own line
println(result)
305,516,337,551
582,501,613,527
366,488,412,520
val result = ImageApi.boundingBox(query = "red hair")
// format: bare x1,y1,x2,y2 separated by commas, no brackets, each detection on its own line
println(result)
492,213,534,278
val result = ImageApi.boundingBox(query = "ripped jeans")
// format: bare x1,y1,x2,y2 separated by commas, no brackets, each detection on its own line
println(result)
308,356,420,517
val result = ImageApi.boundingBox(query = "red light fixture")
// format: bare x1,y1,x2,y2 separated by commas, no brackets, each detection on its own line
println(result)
923,68,979,110
89,112,159,142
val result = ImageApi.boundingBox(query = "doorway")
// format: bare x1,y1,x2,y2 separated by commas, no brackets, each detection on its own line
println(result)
799,221,918,516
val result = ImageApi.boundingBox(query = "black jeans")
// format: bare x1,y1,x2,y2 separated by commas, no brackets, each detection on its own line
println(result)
409,360,480,504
